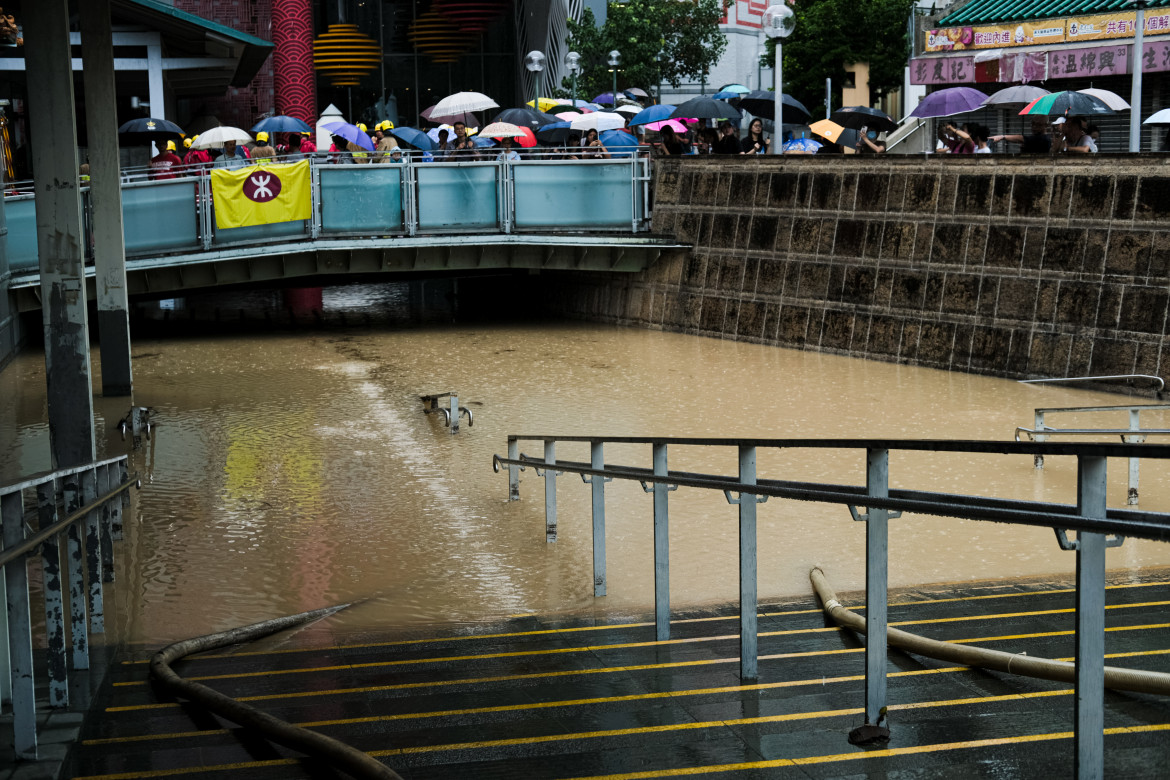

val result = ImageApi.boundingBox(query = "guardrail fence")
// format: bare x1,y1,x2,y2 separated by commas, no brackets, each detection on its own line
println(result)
1,456,138,759
4,153,653,273
493,435,1170,780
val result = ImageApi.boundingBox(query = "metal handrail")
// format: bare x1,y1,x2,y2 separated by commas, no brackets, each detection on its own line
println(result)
1017,426,1170,440
1019,374,1165,392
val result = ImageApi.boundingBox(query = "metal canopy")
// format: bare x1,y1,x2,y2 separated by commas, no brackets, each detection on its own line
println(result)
939,0,1170,25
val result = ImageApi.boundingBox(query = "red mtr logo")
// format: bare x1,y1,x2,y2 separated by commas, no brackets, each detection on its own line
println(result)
243,170,282,203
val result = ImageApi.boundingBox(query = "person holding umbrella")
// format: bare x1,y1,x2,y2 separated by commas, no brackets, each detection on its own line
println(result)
989,118,1052,154
182,136,211,171
1058,117,1096,153
149,140,183,179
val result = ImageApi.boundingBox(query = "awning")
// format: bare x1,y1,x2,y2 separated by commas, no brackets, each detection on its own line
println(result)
940,0,1170,26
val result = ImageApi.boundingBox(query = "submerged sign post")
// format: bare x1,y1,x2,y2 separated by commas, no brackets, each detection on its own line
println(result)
210,160,313,230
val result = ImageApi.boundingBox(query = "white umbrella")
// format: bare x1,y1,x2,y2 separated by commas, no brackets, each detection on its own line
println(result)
191,125,253,149
982,85,1050,107
479,121,528,139
1077,88,1130,111
555,111,583,121
1143,108,1170,125
431,91,499,116
613,104,642,116
569,112,626,132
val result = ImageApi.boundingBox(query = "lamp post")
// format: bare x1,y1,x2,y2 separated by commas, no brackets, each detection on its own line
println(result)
608,49,621,106
656,49,667,104
565,50,582,108
1129,0,1148,152
763,4,795,155
524,50,546,110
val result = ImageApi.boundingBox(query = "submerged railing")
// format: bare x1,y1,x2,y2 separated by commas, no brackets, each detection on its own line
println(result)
0,455,138,759
4,152,653,274
493,435,1170,780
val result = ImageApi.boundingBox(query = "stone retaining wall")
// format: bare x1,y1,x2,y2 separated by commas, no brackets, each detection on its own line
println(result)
542,154,1170,382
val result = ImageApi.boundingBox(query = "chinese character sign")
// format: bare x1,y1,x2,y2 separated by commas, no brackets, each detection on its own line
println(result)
909,57,976,84
1047,45,1129,79
1145,40,1170,73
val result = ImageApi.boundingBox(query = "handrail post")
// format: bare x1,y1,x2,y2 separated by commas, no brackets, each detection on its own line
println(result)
2,489,37,758
1075,455,1107,780
1127,408,1141,505
36,481,68,707
653,442,670,641
544,440,557,543
590,442,607,597
64,479,89,670
508,439,520,501
738,445,759,682
450,394,460,434
82,468,105,633
1034,410,1045,469
863,448,890,730
98,465,115,581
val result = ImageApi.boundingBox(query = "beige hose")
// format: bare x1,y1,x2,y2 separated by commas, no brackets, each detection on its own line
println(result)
810,567,1170,696
150,604,402,780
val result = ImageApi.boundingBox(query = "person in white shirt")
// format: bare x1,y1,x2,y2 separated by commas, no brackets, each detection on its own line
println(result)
496,136,520,162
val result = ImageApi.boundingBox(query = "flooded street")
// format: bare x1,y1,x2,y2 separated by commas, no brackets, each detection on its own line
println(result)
3,283,1170,646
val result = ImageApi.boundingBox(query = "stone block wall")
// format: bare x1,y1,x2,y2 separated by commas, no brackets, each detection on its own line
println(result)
542,155,1170,383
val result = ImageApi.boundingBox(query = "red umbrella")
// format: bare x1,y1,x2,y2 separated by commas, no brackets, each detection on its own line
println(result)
515,126,537,148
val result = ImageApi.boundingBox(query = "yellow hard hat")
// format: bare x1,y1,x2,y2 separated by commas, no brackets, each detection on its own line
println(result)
165,140,176,151
357,123,367,132
183,137,193,148
256,131,269,142
301,130,311,135
377,120,394,131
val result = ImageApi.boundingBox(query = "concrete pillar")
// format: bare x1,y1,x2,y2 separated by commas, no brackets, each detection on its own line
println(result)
24,0,96,469
0,145,14,371
80,0,132,397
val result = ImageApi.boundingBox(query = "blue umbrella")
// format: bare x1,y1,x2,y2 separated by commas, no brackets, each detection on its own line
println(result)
536,121,572,144
390,126,434,151
251,115,312,134
472,136,497,148
782,137,822,153
600,129,640,158
628,104,677,127
712,90,741,101
592,92,623,105
322,121,375,151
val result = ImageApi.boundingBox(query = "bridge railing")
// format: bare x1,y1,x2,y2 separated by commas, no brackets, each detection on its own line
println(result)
1,455,139,759
3,152,653,273
492,435,1170,779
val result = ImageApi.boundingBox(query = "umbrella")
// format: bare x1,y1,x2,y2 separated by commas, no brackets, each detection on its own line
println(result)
1077,88,1129,111
524,97,563,112
669,96,742,121
718,84,750,95
908,86,987,119
645,119,689,134
982,85,1050,107
420,105,478,126
1018,91,1115,117
809,118,859,147
117,117,185,145
783,137,823,153
555,111,583,121
569,112,627,132
472,136,497,148
536,121,572,144
624,87,649,99
512,126,537,148
390,127,434,151
480,121,528,139
736,90,812,124
191,125,253,149
628,104,676,127
600,129,639,157
613,104,642,116
250,115,312,134
322,122,375,151
1144,108,1170,125
432,91,499,116
491,108,562,129
712,90,741,101
831,106,898,133
592,92,623,105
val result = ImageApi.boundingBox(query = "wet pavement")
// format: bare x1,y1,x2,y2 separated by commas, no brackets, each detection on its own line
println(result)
64,570,1170,779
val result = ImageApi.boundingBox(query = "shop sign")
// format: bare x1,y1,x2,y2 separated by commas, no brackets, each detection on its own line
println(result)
1047,44,1129,78
1144,39,1170,73
925,22,1064,52
910,56,976,84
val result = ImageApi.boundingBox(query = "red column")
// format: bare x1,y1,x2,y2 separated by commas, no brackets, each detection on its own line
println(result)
272,0,316,123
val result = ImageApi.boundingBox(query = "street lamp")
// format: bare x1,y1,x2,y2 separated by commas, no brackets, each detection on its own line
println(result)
763,4,795,156
656,49,667,104
524,50,546,111
565,50,582,108
608,49,621,106
1130,0,1149,152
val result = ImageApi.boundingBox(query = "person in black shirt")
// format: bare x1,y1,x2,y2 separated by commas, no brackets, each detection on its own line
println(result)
740,118,769,154
990,118,1051,154
714,121,741,154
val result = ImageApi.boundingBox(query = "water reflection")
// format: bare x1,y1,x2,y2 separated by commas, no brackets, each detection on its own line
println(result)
1,282,1168,644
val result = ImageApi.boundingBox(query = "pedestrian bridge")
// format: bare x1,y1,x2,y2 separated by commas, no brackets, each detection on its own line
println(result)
4,155,677,312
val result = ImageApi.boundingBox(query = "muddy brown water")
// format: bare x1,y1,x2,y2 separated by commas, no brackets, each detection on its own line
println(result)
2,287,1169,645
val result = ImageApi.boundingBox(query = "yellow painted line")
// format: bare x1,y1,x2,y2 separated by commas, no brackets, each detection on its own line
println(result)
568,723,1170,780
117,579,1170,665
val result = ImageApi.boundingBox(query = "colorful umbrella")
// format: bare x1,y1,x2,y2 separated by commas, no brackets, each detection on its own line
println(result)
783,137,823,153
809,119,858,147
555,111,583,122
908,87,987,119
250,115,312,134
480,121,528,139
524,97,563,112
982,85,1050,107
591,92,623,105
600,129,639,157
830,106,898,133
712,90,741,101
718,84,750,94
514,126,537,148
628,104,676,127
1018,91,1115,117
644,119,689,133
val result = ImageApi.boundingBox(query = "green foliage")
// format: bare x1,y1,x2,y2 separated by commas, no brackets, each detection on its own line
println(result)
763,0,913,116
561,1,732,100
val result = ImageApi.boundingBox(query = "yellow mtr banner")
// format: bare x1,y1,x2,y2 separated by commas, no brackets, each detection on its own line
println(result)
211,160,312,230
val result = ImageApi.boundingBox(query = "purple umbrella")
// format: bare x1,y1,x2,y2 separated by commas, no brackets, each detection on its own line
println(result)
322,122,375,151
909,87,988,119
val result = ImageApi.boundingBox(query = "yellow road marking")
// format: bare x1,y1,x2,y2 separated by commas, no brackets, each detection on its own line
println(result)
117,580,1170,665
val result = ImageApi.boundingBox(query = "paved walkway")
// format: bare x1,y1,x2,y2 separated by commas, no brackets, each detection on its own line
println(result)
65,573,1170,779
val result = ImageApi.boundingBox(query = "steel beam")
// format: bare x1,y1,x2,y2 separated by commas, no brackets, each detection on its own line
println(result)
738,445,759,682
1075,455,1107,780
80,0,133,397
590,442,607,597
24,0,96,469
544,441,557,543
508,439,520,501
652,443,670,641
864,448,890,727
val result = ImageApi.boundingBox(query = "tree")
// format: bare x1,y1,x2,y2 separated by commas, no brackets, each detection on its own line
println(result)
562,1,732,101
762,0,913,116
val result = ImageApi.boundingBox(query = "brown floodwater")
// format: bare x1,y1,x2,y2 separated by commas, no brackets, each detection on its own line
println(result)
2,284,1169,646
